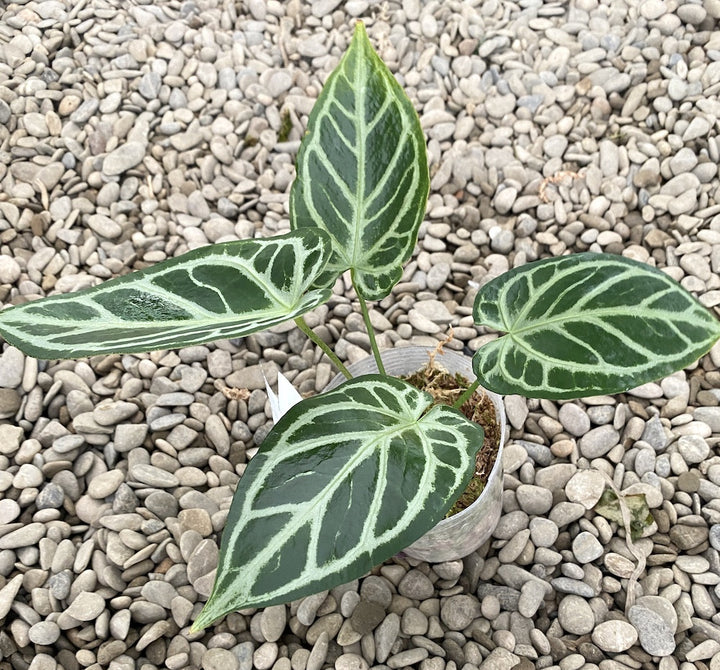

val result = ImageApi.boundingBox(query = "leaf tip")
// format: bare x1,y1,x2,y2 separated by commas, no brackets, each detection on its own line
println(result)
353,20,367,38
189,603,218,634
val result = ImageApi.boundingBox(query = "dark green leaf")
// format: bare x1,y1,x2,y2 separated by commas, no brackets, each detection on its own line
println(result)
191,375,483,630
0,230,331,358
473,253,720,398
290,22,429,300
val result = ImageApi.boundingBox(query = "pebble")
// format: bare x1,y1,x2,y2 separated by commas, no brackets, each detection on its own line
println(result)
261,605,287,642
565,470,606,509
0,257,22,284
550,577,595,598
628,596,677,656
0,523,45,549
130,464,179,488
572,531,604,563
28,621,60,645
375,614,400,663
88,470,125,498
102,141,146,176
557,595,595,634
203,648,240,670
529,518,559,547
578,426,619,458
0,575,23,620
0,347,24,388
591,620,638,653
65,592,105,621
678,434,710,463
515,484,553,514
440,595,480,630
0,499,21,524
558,403,590,436
398,570,434,600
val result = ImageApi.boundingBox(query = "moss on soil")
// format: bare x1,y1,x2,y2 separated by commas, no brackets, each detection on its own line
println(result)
402,356,502,518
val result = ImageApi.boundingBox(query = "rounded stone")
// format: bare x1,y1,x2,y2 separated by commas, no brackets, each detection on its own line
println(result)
710,524,720,551
558,403,591,436
203,648,240,670
572,531,604,563
592,620,638,652
0,499,21,524
350,600,385,635
578,426,619,458
103,141,146,176
88,470,125,499
677,435,710,464
398,570,434,600
529,517,559,548
628,600,676,656
260,604,287,642
565,470,606,509
13,463,43,488
253,642,279,670
558,595,595,635
515,484,553,515
669,523,708,550
440,595,481,630
65,592,105,621
28,621,61,645
0,256,21,284
36,483,65,509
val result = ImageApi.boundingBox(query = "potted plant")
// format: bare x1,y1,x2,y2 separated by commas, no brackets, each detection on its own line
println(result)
1,22,719,633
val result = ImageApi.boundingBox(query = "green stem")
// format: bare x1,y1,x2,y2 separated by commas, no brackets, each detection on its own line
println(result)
295,317,352,379
453,379,481,409
353,275,386,376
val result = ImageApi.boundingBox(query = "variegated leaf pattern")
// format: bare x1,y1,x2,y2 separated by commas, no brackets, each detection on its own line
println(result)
191,375,483,630
0,230,332,359
472,253,720,399
290,22,429,300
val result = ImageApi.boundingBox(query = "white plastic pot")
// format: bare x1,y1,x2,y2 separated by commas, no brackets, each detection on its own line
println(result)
327,346,506,563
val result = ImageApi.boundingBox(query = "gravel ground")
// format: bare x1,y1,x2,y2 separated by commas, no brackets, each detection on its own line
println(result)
1,0,720,669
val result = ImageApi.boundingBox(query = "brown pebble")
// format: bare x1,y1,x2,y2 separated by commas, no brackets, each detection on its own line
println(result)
677,471,700,493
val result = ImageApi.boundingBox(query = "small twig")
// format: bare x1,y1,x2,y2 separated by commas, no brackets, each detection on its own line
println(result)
221,387,250,401
428,326,454,369
538,170,583,203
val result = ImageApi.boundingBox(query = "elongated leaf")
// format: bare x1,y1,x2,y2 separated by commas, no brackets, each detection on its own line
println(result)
473,253,720,398
290,22,429,300
0,230,331,359
192,375,483,630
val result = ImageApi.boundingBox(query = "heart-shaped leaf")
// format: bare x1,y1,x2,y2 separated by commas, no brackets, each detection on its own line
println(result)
0,230,331,359
473,253,720,398
191,375,483,631
290,22,429,300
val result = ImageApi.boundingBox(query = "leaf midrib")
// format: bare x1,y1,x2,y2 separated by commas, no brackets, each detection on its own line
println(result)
501,305,711,338
351,43,367,268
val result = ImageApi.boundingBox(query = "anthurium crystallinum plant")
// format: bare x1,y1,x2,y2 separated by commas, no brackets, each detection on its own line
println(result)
1,22,719,631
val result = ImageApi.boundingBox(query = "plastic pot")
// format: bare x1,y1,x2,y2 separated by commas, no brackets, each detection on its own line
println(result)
327,346,506,563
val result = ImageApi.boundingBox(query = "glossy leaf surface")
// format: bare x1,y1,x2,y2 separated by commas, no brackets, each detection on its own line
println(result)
192,375,483,630
473,253,720,398
290,22,429,300
0,230,331,359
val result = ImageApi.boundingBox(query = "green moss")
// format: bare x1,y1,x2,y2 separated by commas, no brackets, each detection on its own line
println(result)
403,361,501,518
278,110,293,142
